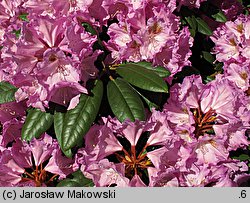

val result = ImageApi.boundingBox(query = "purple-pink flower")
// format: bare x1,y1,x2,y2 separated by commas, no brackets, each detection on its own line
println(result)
211,14,250,64
105,1,193,78
75,112,174,186
0,134,75,187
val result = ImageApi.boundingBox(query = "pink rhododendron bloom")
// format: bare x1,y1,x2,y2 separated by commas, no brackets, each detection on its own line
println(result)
106,1,193,77
209,161,249,187
223,62,250,92
211,14,250,64
0,0,24,26
0,134,75,187
0,0,249,188
0,118,24,148
164,75,245,138
81,159,130,187
76,112,174,186
0,101,26,123
3,14,99,110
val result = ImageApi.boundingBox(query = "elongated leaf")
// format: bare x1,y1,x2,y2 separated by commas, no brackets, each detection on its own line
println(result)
57,170,94,187
57,80,103,151
54,112,72,158
233,154,250,161
212,11,227,23
131,86,159,110
185,16,197,31
107,78,145,122
185,16,197,37
196,17,213,36
22,108,54,141
130,61,171,78
117,63,168,93
202,51,215,64
82,22,97,35
0,81,18,104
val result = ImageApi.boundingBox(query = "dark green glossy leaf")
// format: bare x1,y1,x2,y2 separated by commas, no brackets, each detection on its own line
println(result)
82,22,97,35
185,16,197,29
238,154,250,161
21,108,54,141
57,171,94,187
196,17,213,36
131,61,171,78
131,86,159,111
107,78,145,122
54,112,72,158
117,63,168,93
0,81,18,104
212,11,227,23
185,16,197,37
202,51,215,64
56,80,103,151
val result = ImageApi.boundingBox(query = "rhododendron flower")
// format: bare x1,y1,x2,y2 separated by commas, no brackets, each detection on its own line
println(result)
0,118,24,148
76,112,174,186
0,134,75,187
0,0,23,26
3,14,99,110
223,62,250,92
0,0,249,188
164,74,249,151
211,14,250,64
0,101,26,123
106,1,193,78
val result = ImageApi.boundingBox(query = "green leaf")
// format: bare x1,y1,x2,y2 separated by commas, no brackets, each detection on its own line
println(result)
233,154,250,161
57,171,94,187
56,80,103,152
214,62,224,72
54,112,72,158
131,86,159,111
12,29,21,38
132,61,171,78
202,51,215,64
196,17,213,36
185,16,197,30
185,16,197,37
18,13,29,22
238,154,250,161
81,22,97,36
212,11,227,23
117,63,168,93
0,81,18,104
107,78,145,122
21,108,54,141
205,75,216,83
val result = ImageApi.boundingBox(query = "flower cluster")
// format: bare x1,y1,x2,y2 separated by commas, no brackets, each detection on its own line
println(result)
74,75,250,187
0,0,99,110
0,100,75,187
0,134,75,186
211,15,250,64
0,0,249,187
106,0,193,77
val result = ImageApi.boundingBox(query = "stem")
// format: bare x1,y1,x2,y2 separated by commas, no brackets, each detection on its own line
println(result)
47,174,58,184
